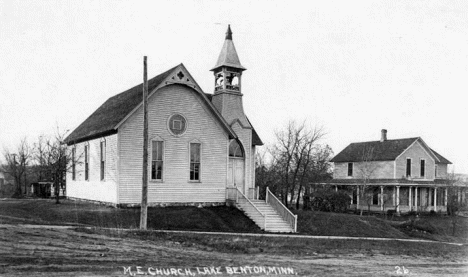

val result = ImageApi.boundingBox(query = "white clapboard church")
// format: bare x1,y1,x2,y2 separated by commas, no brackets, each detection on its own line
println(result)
65,26,296,232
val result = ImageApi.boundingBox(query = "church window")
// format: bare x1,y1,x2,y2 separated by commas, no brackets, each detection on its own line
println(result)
100,140,106,181
151,141,164,181
229,140,244,158
168,114,187,136
84,144,89,181
72,147,76,181
190,143,201,181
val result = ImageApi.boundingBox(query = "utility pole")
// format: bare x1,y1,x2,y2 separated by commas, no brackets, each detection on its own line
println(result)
140,56,149,230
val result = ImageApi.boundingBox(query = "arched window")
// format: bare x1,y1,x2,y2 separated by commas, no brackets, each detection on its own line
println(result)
229,140,244,158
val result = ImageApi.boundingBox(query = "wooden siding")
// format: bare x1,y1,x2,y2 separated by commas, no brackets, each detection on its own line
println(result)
395,141,435,180
66,134,118,203
212,92,251,128
118,84,229,204
334,161,394,179
436,164,448,179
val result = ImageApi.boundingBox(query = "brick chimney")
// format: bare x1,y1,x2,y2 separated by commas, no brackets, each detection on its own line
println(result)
381,129,387,142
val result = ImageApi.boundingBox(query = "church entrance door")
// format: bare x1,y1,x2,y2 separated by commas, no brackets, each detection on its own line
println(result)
228,139,245,194
228,158,245,194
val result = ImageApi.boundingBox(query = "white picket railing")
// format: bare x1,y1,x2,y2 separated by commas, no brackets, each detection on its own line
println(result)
248,187,260,200
226,186,266,230
266,187,297,232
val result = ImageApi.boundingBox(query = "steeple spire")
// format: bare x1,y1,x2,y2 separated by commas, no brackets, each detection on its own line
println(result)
226,24,232,40
211,25,246,72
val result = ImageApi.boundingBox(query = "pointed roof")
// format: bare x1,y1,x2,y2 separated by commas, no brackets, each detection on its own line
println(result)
211,25,246,71
65,64,239,145
331,137,451,164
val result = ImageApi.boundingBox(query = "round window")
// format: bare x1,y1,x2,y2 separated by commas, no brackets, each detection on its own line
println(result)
168,114,187,136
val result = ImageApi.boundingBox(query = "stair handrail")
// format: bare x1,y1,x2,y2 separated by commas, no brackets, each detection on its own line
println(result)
266,187,298,232
235,187,267,230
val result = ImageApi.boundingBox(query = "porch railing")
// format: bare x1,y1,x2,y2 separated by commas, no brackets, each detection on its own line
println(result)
226,186,266,230
248,187,260,200
266,187,297,232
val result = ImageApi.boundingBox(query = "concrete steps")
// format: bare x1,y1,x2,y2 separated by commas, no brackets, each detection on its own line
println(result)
236,200,295,233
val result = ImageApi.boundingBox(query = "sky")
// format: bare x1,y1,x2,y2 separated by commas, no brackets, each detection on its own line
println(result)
1,0,467,173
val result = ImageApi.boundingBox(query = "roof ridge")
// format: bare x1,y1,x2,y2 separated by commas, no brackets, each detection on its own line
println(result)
350,137,419,144
108,64,180,100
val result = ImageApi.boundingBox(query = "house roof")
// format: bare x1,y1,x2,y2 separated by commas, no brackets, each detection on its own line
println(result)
65,64,263,146
331,137,451,164
430,148,452,164
211,25,246,72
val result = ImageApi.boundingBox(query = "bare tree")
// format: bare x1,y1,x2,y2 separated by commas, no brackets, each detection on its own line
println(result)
33,128,82,204
1,138,32,197
446,172,467,236
271,120,326,207
300,144,333,210
356,145,378,216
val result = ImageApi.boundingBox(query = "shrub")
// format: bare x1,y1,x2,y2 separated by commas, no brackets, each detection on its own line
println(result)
387,209,396,216
310,189,350,213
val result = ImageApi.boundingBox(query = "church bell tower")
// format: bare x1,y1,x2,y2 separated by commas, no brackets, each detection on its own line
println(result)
211,25,250,128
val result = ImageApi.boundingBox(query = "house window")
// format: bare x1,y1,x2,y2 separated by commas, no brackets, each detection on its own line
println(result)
84,144,89,181
435,165,438,178
420,159,425,178
100,140,106,181
151,141,164,181
347,163,353,177
190,143,201,181
406,158,411,177
72,147,76,181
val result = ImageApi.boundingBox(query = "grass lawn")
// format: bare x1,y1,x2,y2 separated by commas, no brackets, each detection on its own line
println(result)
1,198,467,243
1,198,467,276
0,198,261,232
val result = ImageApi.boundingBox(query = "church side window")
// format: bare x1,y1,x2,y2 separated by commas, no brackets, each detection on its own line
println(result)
190,143,201,181
72,147,76,181
151,141,164,181
100,140,106,181
84,144,89,181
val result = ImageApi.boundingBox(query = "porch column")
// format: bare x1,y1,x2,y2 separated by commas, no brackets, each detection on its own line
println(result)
393,187,396,206
434,187,437,212
335,185,338,192
380,186,384,211
357,186,360,209
415,187,418,212
445,188,448,206
409,186,413,211
396,186,400,214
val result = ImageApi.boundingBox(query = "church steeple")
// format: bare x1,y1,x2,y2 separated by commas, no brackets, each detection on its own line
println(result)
210,25,251,128
211,25,246,94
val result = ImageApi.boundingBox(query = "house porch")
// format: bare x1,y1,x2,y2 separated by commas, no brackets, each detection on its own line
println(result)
327,183,453,214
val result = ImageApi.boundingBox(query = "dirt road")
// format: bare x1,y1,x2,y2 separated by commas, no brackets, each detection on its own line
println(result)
1,225,467,276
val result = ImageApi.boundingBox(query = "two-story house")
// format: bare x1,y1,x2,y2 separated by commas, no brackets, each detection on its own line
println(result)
329,129,452,213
